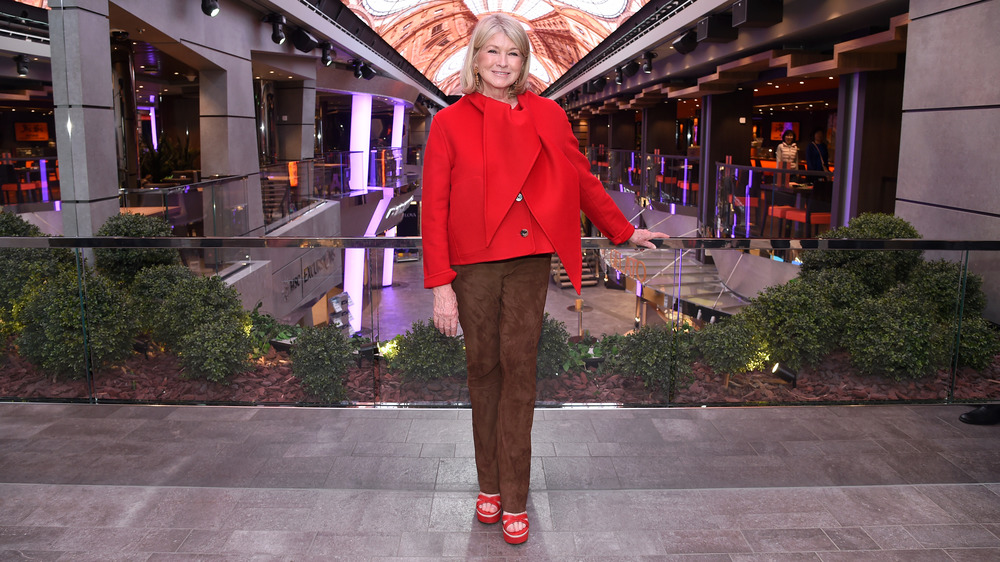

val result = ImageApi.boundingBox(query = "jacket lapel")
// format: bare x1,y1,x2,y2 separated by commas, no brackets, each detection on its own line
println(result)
479,93,540,245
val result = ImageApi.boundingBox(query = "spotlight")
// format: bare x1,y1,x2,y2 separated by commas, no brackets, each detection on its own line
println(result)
360,62,376,80
615,67,623,85
290,27,318,53
642,51,656,73
201,0,219,17
320,42,334,66
622,60,640,78
263,13,286,45
13,54,29,77
592,76,606,91
771,362,797,388
351,59,363,79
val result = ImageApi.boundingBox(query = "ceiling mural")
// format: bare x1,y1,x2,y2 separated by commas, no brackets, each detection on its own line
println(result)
11,0,47,7
344,0,650,95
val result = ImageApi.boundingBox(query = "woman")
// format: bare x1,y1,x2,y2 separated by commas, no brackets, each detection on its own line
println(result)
421,13,666,545
776,129,799,170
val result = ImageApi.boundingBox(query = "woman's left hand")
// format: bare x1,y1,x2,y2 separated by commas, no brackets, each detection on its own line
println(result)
628,228,669,250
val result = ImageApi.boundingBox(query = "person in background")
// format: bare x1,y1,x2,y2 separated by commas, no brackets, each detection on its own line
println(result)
806,128,830,172
421,13,667,546
776,129,799,170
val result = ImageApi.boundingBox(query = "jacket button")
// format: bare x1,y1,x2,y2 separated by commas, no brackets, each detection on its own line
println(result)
515,193,523,202
520,229,528,237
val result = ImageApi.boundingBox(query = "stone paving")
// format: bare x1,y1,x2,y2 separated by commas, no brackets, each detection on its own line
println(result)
1,402,999,560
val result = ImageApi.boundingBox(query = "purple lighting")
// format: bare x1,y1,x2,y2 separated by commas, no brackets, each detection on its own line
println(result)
344,93,374,333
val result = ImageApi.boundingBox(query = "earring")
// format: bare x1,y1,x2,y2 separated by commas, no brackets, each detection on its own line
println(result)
474,66,481,90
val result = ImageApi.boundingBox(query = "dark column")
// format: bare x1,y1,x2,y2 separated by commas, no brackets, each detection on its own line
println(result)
610,109,638,150
697,90,754,228
643,101,679,155
589,114,609,150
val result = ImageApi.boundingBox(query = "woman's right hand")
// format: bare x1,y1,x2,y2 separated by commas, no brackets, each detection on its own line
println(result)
433,284,460,337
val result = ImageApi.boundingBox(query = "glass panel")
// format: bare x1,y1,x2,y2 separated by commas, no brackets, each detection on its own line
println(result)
0,246,93,401
0,233,996,408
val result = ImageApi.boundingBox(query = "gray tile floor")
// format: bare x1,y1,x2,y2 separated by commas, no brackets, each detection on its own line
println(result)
1,402,999,560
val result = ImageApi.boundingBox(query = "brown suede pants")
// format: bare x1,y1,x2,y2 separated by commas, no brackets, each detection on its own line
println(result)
452,254,550,514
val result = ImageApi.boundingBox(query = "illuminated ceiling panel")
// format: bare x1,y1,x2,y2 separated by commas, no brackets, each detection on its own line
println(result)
345,0,651,95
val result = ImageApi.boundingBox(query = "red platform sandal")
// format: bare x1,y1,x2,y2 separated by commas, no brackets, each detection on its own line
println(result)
476,492,501,524
502,511,529,544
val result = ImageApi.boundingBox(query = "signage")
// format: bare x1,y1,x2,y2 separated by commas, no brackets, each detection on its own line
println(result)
15,122,48,141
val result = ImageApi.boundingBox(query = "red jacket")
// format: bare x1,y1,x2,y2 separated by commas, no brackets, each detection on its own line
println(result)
421,91,635,293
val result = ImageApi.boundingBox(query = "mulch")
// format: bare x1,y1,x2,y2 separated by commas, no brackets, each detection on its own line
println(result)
1,346,997,405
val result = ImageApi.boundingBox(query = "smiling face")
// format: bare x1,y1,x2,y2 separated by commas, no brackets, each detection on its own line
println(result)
475,31,523,101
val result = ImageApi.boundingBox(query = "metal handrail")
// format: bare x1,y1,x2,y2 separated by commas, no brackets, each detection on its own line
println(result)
3,236,999,252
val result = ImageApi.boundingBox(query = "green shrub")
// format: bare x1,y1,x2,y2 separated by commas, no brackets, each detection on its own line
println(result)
155,274,252,382
800,213,922,294
955,316,1000,371
741,277,839,371
247,304,301,358
389,319,466,381
0,210,74,338
95,213,180,286
603,325,694,393
292,325,353,402
130,265,196,336
15,266,136,378
842,285,948,380
536,313,570,378
155,275,245,349
176,316,251,383
695,314,768,375
907,259,987,321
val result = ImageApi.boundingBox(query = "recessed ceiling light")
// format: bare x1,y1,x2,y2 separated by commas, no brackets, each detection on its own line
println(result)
753,88,758,92
799,81,804,84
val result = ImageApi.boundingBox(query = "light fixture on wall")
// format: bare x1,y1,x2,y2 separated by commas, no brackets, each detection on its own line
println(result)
642,51,656,73
591,76,606,92
622,60,640,78
351,60,375,80
201,0,219,17
615,67,623,85
13,54,29,77
263,13,286,45
320,42,335,66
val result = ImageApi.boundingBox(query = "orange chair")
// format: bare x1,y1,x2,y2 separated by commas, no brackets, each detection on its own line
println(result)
2,183,18,205
783,208,831,237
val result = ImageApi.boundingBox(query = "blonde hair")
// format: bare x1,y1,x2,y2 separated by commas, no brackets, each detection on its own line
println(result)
459,13,531,96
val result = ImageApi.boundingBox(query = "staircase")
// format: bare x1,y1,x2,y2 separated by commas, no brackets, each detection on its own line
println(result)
551,250,601,289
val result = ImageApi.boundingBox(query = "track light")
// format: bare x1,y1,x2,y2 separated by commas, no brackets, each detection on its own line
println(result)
615,67,623,85
320,42,334,66
263,13,285,45
13,54,29,77
591,76,606,92
622,60,640,78
642,51,656,73
351,60,375,80
201,0,219,17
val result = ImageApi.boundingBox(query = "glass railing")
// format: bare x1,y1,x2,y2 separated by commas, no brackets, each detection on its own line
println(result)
586,146,609,182
1,233,997,408
712,162,835,240
644,153,700,208
583,148,701,209
0,156,60,205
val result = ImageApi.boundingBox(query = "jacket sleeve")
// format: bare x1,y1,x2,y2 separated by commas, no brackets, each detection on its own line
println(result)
555,109,635,245
421,116,458,288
